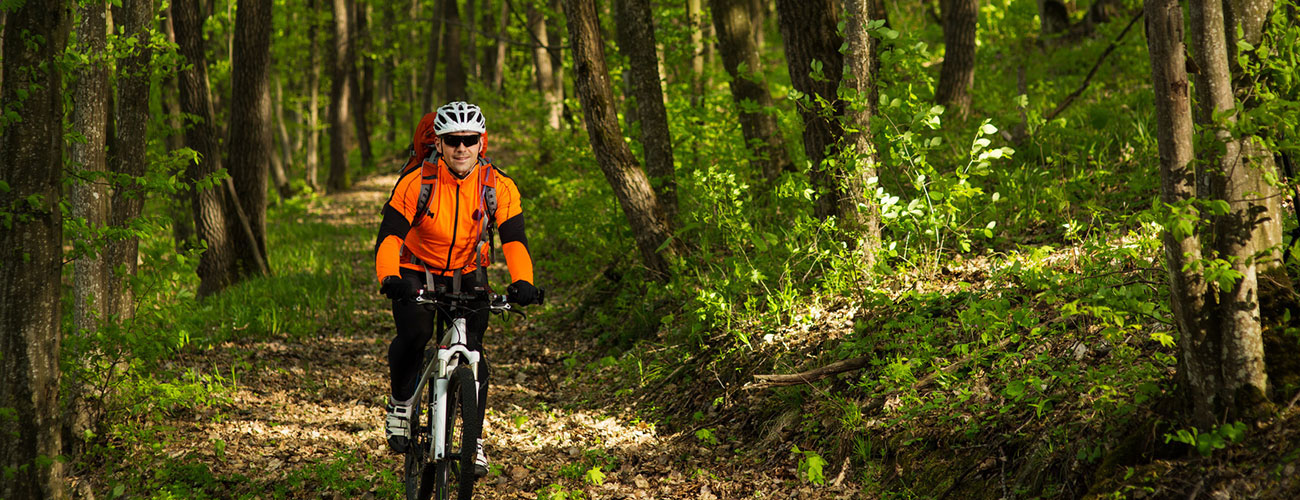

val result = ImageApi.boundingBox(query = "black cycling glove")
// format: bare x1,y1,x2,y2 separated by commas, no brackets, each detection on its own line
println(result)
380,275,415,300
507,280,540,305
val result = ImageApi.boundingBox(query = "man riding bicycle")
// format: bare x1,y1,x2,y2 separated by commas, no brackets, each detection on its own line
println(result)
374,101,539,477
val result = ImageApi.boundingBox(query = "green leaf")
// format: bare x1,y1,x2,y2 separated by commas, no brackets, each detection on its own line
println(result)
584,466,605,486
980,123,999,135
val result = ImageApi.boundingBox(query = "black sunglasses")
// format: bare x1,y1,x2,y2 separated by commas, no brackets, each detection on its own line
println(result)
440,134,480,148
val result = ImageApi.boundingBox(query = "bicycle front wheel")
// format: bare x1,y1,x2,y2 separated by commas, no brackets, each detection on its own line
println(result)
404,379,436,500
434,365,481,500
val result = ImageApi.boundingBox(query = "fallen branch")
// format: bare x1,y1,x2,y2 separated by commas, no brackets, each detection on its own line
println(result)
1042,10,1144,123
751,356,873,388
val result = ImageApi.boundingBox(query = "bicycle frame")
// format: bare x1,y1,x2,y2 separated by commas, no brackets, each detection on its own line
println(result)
430,317,479,460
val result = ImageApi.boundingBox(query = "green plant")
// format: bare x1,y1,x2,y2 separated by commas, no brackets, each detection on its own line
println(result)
791,445,828,486
1164,421,1249,457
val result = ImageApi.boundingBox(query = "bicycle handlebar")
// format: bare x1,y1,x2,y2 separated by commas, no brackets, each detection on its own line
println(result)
406,287,545,313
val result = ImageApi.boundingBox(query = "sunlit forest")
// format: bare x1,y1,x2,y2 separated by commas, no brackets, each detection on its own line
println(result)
3,0,1299,497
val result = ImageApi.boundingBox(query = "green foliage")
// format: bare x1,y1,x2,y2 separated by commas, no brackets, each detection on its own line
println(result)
1164,421,1249,457
791,445,828,486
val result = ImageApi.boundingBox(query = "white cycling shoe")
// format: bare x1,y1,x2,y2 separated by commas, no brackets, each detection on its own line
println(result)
473,438,489,477
386,396,414,453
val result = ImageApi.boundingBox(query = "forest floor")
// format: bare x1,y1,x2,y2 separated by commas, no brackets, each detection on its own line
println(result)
141,173,857,499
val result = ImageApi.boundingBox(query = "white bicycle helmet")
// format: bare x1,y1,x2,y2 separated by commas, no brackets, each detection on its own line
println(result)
433,101,487,135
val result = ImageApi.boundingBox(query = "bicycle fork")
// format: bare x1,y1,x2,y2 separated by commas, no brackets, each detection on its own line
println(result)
432,317,481,460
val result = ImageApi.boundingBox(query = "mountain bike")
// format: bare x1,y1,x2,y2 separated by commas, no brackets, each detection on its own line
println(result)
402,287,541,500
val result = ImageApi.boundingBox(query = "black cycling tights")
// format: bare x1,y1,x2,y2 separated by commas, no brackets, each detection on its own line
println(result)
389,267,491,426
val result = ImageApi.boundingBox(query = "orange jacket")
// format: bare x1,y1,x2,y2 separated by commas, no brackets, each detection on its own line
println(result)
374,156,534,285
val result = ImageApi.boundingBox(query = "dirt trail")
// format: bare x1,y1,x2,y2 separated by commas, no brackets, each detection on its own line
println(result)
161,174,858,499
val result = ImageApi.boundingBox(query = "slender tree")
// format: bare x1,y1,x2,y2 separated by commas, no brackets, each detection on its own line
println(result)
614,0,676,221
687,0,705,104
529,4,562,129
175,0,241,296
563,0,678,278
775,0,846,220
936,0,977,120
0,2,69,497
1145,0,1214,427
421,0,442,113
328,0,355,192
492,0,509,90
351,0,373,167
444,0,468,101
271,73,293,199
491,0,506,89
71,0,111,336
1189,0,1270,420
106,0,154,320
710,0,792,181
228,0,275,277
307,0,323,191
842,0,882,266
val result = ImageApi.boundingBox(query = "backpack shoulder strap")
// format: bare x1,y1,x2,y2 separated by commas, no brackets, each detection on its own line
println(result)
411,153,440,227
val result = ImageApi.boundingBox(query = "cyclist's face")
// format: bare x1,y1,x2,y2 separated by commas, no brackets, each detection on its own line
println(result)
437,132,482,174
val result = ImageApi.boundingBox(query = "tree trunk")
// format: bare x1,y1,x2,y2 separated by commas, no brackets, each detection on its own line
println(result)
161,4,194,250
307,0,322,191
936,0,977,120
563,0,678,279
548,0,565,124
615,0,677,222
351,0,373,168
749,0,765,50
842,0,882,268
71,0,111,337
271,72,294,200
0,9,7,90
529,5,562,129
0,3,68,498
775,0,845,220
1037,0,1070,36
493,0,509,90
444,0,468,101
329,0,355,192
107,0,154,321
1190,0,1271,420
467,0,478,79
687,0,705,104
422,0,444,112
228,0,274,278
1145,0,1217,428
710,0,792,181
175,0,240,296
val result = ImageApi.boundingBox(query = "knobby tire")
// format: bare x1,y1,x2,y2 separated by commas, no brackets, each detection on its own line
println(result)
435,365,481,500
404,376,437,500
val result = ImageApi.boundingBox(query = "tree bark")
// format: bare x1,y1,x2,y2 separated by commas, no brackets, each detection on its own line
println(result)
0,2,68,497
175,0,240,296
936,0,977,120
1145,0,1217,428
548,0,565,124
271,72,293,200
307,0,322,191
563,0,678,279
842,0,882,268
71,0,111,337
710,0,792,181
352,0,373,168
161,4,194,249
1037,0,1070,36
467,0,479,79
228,0,274,277
615,0,677,222
493,0,509,90
328,0,355,192
107,0,153,321
775,0,846,220
529,5,562,129
1190,0,1270,420
444,0,468,101
421,0,444,112
688,0,705,104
